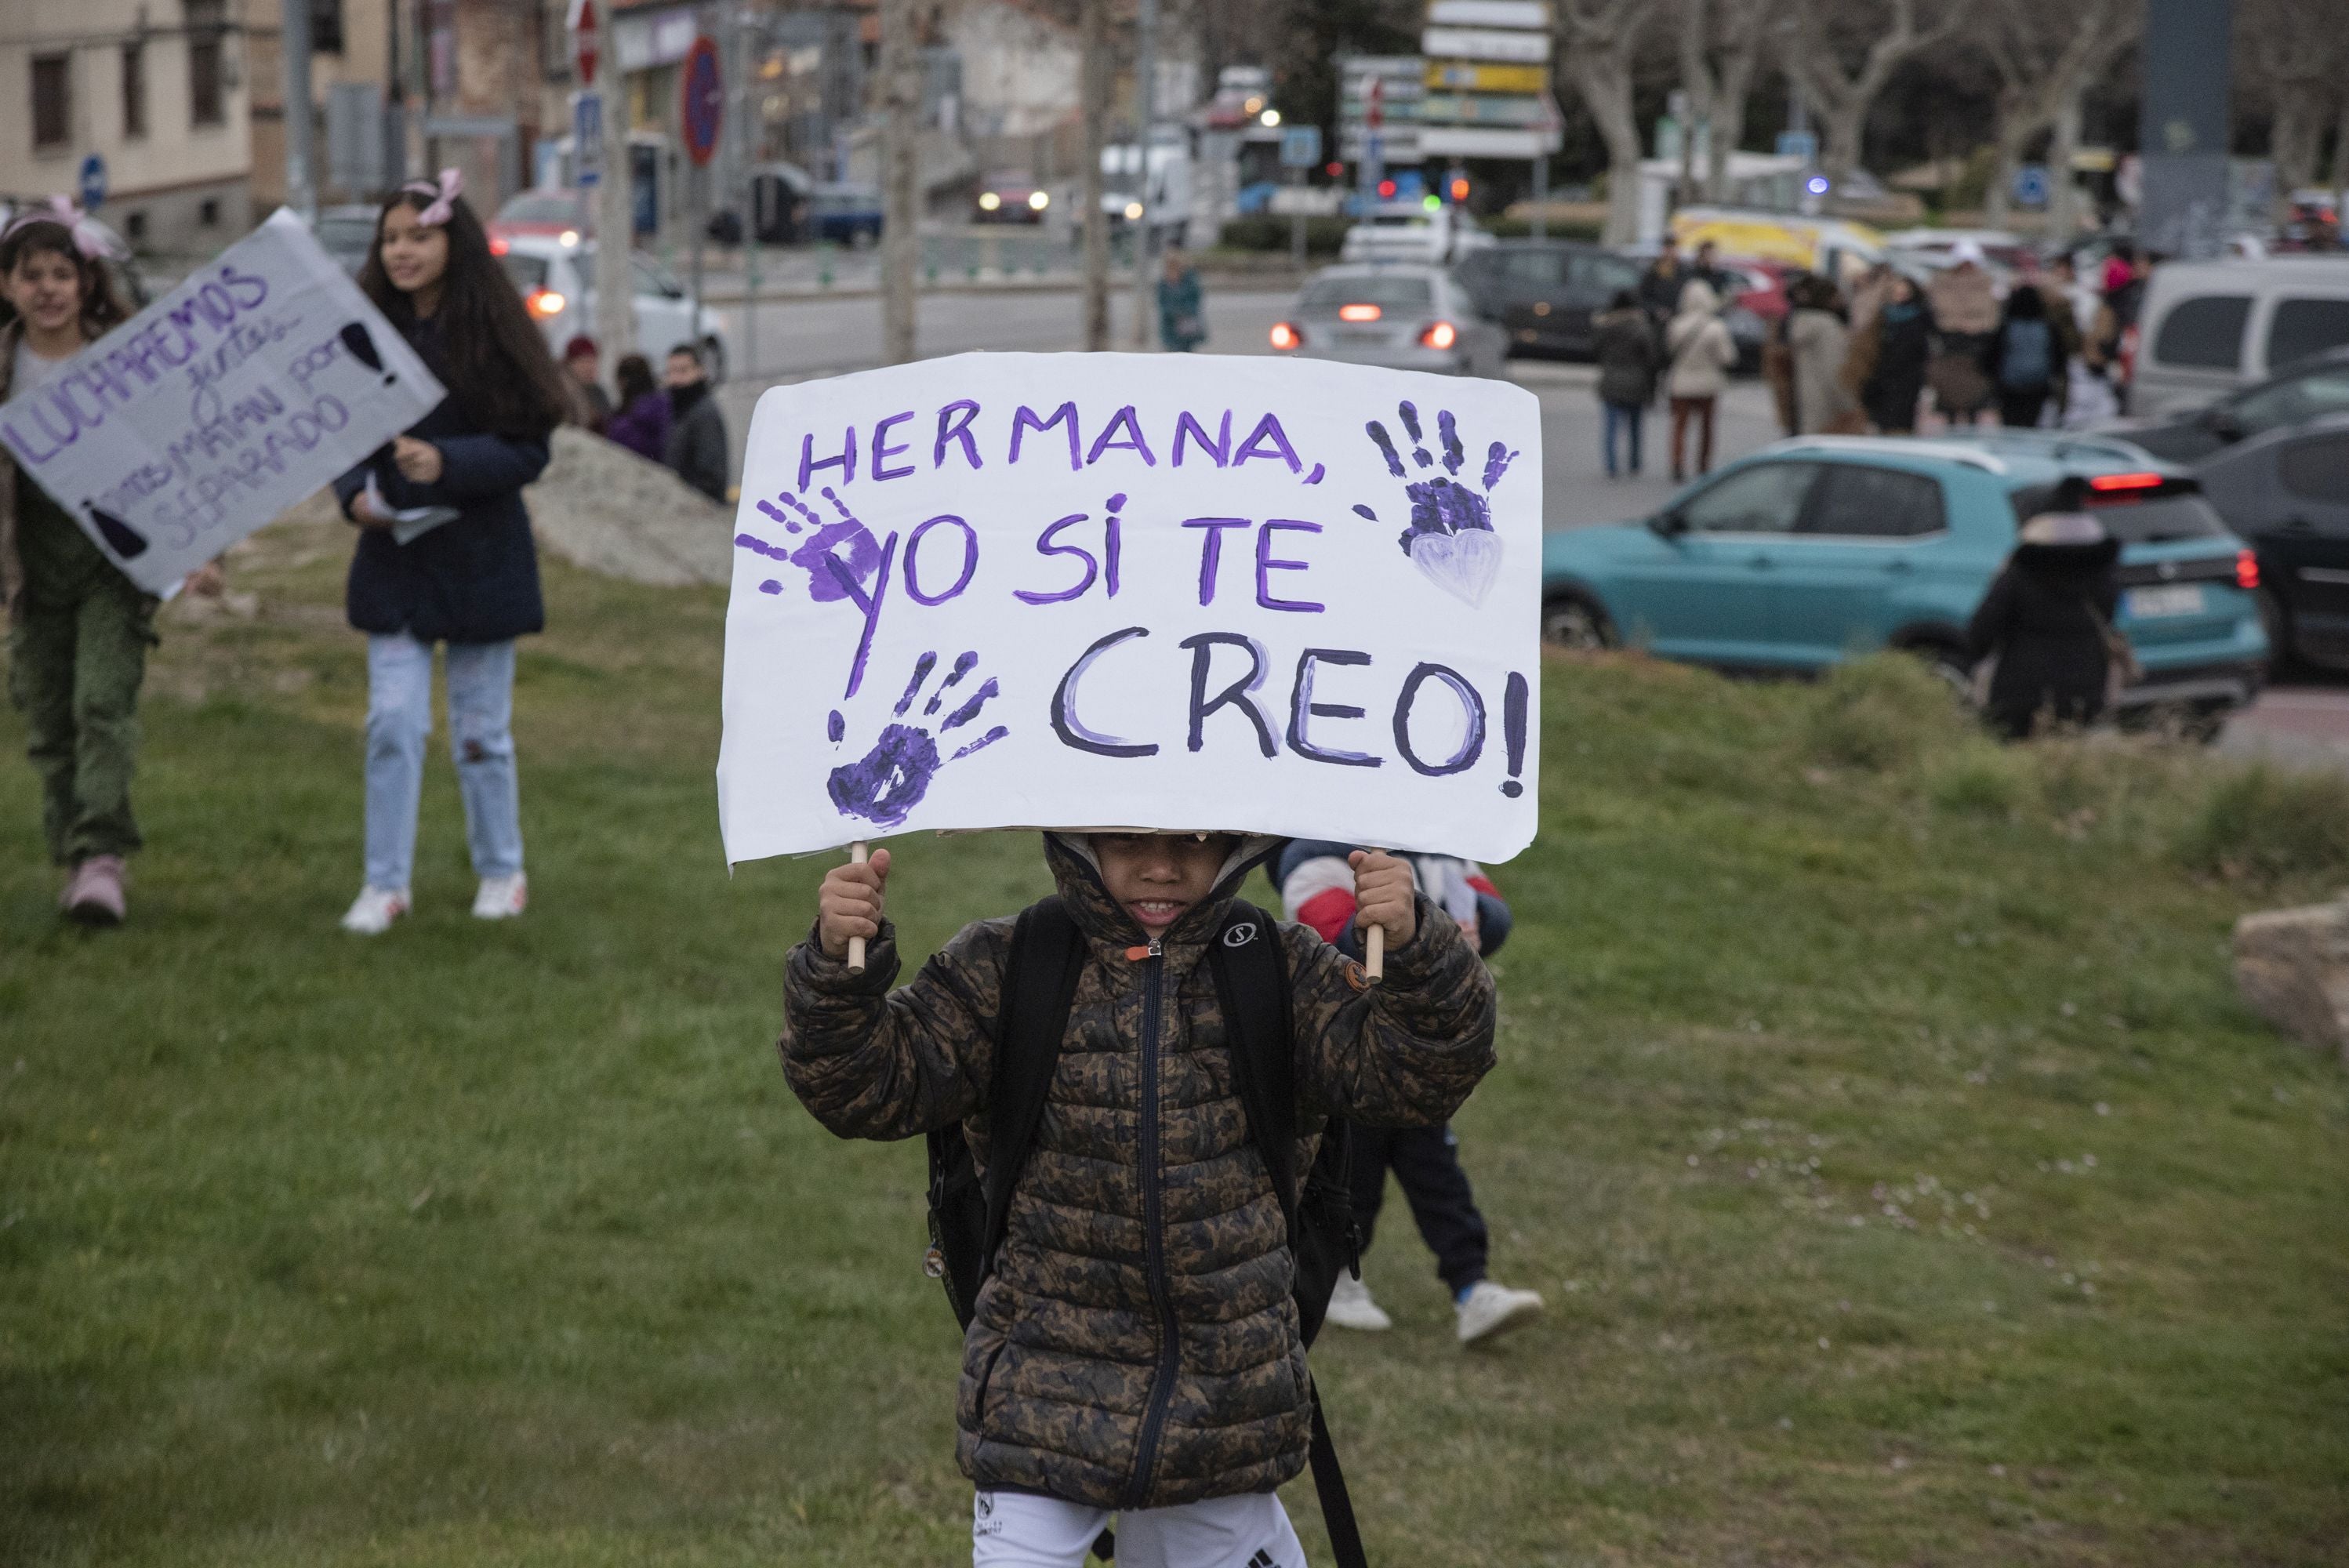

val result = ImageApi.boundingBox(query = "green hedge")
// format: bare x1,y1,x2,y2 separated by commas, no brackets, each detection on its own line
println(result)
1484,215,1603,241
1218,216,1352,256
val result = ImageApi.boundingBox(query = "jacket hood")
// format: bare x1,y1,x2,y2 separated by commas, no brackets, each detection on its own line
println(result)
1043,831,1281,946
1676,279,1721,316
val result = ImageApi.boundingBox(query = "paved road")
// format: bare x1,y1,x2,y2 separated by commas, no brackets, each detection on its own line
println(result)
711,285,1782,534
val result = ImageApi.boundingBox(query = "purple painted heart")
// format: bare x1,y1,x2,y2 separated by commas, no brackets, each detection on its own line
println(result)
1407,527,1502,607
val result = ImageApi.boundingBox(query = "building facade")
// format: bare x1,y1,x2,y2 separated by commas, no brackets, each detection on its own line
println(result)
2,0,255,254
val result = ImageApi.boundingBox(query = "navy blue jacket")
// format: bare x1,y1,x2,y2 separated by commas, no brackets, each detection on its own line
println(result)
333,314,551,644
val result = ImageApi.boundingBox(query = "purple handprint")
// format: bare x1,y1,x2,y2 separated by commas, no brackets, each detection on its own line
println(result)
735,487,884,603
826,651,1007,828
1352,401,1518,608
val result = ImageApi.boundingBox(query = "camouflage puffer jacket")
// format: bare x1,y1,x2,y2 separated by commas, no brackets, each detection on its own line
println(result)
780,833,1496,1510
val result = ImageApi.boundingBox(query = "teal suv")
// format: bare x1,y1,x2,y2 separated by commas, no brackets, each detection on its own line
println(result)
1541,433,2270,727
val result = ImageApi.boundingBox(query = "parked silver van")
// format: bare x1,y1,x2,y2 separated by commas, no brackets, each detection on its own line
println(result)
2128,257,2349,419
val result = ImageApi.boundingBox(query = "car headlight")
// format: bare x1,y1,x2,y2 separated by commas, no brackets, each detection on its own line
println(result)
1029,190,1050,211
978,192,1001,211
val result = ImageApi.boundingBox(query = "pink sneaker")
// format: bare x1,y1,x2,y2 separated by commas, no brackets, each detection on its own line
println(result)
60,855,128,925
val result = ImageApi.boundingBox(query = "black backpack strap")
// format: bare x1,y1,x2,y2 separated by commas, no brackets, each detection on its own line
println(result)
1211,906,1368,1568
979,896,1087,1283
1309,1377,1369,1568
1208,902,1298,1221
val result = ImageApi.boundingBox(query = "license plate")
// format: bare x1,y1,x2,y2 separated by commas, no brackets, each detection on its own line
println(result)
1337,328,1392,345
2126,585,2205,618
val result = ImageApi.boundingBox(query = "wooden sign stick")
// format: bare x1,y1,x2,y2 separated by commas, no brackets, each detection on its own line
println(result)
1361,848,1386,984
846,840,870,974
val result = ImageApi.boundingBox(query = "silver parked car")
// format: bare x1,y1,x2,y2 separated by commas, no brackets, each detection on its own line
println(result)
1267,264,1508,378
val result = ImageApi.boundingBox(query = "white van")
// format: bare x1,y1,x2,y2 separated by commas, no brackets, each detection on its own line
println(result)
2129,256,2349,418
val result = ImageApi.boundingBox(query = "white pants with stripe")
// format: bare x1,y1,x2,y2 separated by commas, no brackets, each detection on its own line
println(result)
971,1489,1305,1568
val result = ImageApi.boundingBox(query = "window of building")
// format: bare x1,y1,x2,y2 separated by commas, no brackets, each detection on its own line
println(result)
189,35,223,125
125,211,148,241
198,198,219,227
33,54,71,150
122,42,148,139
312,0,345,53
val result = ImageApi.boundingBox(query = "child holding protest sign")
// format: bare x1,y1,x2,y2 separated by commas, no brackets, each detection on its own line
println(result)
1,202,218,924
333,172,570,935
783,831,1496,1566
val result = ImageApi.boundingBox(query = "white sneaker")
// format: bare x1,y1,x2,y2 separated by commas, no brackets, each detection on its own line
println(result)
1323,1273,1393,1333
1456,1279,1545,1346
471,872,528,920
340,886,410,935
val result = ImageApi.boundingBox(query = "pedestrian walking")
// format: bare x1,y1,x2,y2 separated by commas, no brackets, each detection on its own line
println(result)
2048,253,2117,427
1988,282,2068,429
663,342,731,503
782,831,1494,1565
1,201,221,925
1592,289,1659,477
1156,249,1207,352
561,334,612,434
604,352,670,463
1787,275,1861,434
1966,480,2128,741
1927,239,2000,427
1664,278,1737,481
1274,840,1545,1347
1857,274,1932,434
332,171,570,935
1639,246,1688,328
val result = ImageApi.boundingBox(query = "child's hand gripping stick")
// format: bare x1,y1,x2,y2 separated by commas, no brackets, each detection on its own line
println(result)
1349,849,1417,985
819,843,887,974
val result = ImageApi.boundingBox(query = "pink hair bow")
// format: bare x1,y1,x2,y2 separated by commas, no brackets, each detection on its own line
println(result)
1,195,114,259
402,168,463,227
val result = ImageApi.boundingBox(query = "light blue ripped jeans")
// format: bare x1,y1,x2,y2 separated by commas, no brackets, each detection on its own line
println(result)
363,633,523,892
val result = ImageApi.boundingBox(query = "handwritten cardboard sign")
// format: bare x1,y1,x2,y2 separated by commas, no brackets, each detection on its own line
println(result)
717,353,1542,865
0,209,443,594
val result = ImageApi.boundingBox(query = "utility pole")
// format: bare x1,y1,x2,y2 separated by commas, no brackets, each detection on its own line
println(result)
280,0,317,219
1079,0,1110,350
878,0,921,365
576,0,634,367
1126,0,1157,348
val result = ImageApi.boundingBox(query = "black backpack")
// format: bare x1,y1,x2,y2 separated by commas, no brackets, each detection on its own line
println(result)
923,895,1369,1567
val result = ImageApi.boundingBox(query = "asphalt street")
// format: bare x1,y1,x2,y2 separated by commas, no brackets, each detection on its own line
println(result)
702,281,2348,760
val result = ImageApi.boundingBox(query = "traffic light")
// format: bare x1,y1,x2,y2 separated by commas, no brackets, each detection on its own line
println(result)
1325,161,1344,178
1377,179,1396,199
1449,176,1470,203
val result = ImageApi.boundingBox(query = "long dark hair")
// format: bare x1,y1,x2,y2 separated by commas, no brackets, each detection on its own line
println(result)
0,219,132,340
357,187,569,438
615,352,658,405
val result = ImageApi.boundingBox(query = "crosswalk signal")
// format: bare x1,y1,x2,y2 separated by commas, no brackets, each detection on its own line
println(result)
1449,176,1470,203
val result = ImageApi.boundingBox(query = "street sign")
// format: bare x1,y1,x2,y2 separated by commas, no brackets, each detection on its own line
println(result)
78,154,107,210
2012,162,2051,209
568,0,600,85
574,91,604,187
1425,60,1546,93
681,34,721,167
1280,124,1323,169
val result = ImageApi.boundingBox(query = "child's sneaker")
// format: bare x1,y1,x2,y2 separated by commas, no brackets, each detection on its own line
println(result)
1455,1279,1545,1346
340,886,410,935
471,873,528,920
60,855,127,925
1323,1273,1393,1332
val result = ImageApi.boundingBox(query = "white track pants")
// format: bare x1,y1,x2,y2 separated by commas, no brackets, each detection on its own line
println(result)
971,1489,1306,1568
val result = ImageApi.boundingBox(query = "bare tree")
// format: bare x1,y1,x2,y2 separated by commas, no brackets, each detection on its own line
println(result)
1977,0,2138,234
1677,0,1771,203
878,0,924,365
1557,0,1658,245
2237,0,2348,205
1080,0,1113,349
1784,0,1965,180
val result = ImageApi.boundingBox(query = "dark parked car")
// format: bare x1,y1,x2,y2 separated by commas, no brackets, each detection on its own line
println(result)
2108,346,2349,464
1453,241,1643,359
2194,412,2349,669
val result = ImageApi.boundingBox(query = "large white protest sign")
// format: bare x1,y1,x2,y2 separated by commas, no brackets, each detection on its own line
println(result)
0,209,443,594
717,353,1541,865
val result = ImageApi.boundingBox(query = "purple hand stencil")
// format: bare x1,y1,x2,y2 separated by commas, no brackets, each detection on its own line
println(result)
1353,402,1518,609
825,650,1007,828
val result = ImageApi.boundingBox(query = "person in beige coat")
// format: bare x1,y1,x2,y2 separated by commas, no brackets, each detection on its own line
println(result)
1786,275,1861,434
1665,278,1738,481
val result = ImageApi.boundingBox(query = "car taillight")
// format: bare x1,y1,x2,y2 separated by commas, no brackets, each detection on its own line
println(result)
528,289,566,318
1269,321,1301,350
490,235,509,255
2089,470,2166,492
1419,321,1458,350
2237,549,2260,590
1338,303,1381,322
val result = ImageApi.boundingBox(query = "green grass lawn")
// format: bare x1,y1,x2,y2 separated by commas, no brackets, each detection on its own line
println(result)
4,512,2347,1566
